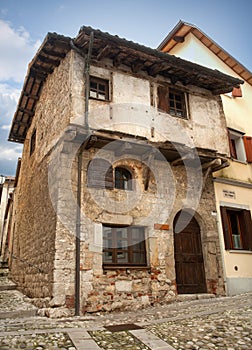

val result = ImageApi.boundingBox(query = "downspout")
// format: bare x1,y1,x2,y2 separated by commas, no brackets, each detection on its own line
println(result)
72,32,94,316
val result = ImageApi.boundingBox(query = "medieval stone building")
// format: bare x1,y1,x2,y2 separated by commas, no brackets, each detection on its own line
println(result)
8,26,242,316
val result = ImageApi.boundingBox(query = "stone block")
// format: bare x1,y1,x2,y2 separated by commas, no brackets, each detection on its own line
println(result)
115,280,132,292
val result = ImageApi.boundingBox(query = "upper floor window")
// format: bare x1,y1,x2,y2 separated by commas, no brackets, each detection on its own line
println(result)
228,129,246,162
30,129,36,156
90,76,109,101
157,85,188,119
220,206,252,251
103,226,147,267
114,167,132,190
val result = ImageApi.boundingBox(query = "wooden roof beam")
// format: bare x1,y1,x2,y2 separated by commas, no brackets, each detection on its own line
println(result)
38,55,61,66
148,62,172,76
42,49,66,58
17,107,34,116
23,92,39,100
97,45,111,60
113,55,122,68
131,60,144,73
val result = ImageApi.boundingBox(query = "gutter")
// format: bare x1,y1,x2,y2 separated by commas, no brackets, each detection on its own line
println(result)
71,32,94,316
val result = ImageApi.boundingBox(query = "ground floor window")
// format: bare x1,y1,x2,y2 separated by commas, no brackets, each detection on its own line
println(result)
220,206,252,250
103,226,147,267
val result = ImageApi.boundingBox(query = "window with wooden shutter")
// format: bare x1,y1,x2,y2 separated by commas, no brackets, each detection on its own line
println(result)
220,206,252,251
87,158,113,189
243,136,252,163
157,85,187,119
228,129,246,162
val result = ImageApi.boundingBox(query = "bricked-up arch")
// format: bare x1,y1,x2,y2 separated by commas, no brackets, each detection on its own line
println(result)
173,210,207,294
87,158,113,189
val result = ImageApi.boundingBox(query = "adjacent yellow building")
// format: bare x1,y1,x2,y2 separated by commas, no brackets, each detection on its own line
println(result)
158,21,252,295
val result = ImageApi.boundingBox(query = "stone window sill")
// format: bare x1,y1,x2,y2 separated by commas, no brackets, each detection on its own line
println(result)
228,250,252,254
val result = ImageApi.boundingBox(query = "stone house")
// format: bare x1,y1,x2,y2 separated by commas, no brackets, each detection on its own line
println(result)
158,20,252,295
0,175,16,263
8,26,242,316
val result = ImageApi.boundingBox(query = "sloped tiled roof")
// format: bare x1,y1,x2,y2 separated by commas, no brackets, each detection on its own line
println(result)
9,26,243,144
158,20,252,86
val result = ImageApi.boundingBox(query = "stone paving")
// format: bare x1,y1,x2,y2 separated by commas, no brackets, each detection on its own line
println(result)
0,280,251,349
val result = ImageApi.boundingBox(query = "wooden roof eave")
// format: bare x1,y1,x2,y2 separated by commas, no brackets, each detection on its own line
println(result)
8,27,243,144
74,26,243,91
8,33,72,144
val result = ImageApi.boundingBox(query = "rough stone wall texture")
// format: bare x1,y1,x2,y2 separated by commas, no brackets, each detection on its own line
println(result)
51,147,224,314
10,52,226,315
9,52,73,304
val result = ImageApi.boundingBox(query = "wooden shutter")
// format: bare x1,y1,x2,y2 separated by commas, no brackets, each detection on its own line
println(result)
240,209,252,250
232,86,242,97
157,85,169,113
87,158,113,189
228,130,237,159
243,136,252,163
220,207,232,249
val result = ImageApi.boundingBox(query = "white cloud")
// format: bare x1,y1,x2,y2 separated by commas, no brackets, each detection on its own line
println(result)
0,88,18,128
0,20,41,82
0,145,22,162
1,125,11,130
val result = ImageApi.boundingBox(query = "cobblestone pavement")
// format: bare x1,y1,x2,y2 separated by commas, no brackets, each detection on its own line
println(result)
0,291,251,349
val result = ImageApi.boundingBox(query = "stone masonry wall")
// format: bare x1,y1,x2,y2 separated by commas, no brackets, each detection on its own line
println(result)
10,52,73,305
51,145,225,314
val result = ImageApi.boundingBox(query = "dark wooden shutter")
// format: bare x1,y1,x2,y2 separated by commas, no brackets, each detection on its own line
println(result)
243,136,252,163
220,207,232,249
87,158,113,189
228,130,237,159
157,85,169,113
240,209,252,250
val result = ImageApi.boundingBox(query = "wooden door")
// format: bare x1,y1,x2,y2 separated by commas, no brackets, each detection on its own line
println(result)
173,211,207,294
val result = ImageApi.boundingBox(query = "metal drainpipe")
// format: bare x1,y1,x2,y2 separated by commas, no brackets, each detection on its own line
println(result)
74,32,94,316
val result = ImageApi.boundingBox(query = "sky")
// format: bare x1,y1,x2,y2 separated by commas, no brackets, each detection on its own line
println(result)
0,0,252,176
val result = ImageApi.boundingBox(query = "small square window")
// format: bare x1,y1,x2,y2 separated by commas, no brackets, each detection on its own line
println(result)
89,76,109,101
157,85,187,119
228,129,246,162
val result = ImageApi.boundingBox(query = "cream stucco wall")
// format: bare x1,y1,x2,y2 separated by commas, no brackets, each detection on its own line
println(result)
169,33,252,294
78,61,229,155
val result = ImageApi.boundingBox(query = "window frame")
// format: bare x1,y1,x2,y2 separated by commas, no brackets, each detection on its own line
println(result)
114,167,132,191
89,76,109,101
102,225,147,267
157,85,188,119
220,206,252,251
30,129,36,156
228,129,246,162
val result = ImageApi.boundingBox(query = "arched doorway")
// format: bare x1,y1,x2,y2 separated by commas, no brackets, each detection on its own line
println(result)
173,210,207,294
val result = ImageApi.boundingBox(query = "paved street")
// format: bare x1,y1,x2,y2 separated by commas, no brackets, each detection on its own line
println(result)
0,287,251,350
